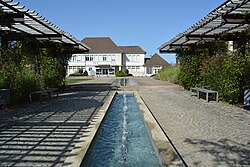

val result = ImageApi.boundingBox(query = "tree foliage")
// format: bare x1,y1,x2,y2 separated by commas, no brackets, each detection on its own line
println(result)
177,27,250,104
0,35,73,103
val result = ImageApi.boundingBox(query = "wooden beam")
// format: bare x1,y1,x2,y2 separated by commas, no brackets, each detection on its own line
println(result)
33,34,62,40
170,44,191,49
222,14,250,24
186,34,220,40
0,13,24,25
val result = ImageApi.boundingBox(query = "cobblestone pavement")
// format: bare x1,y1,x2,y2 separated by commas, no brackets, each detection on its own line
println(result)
1,77,249,166
139,89,250,167
0,90,112,166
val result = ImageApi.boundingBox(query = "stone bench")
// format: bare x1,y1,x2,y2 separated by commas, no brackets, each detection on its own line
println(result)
29,88,59,102
190,87,218,102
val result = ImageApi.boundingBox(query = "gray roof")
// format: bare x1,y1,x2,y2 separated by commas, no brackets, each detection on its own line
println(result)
145,53,170,66
81,37,123,53
118,46,146,54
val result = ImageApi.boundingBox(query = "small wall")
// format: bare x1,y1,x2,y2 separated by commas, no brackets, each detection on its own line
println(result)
0,89,11,105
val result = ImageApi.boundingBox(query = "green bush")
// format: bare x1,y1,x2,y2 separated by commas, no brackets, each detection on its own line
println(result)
178,52,203,89
41,56,65,88
115,70,125,77
125,69,129,76
69,71,82,77
177,39,250,104
220,52,249,103
157,66,180,84
78,68,83,74
0,40,72,104
0,66,40,103
83,70,88,76
200,56,225,92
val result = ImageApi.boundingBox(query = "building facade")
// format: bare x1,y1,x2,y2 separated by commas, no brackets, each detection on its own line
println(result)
119,46,146,76
67,37,147,77
67,37,124,76
144,53,170,76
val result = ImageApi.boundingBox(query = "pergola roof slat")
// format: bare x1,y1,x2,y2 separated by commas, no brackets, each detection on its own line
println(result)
159,0,250,53
0,0,90,51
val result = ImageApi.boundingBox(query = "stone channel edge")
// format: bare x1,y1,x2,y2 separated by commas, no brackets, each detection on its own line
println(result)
63,91,116,167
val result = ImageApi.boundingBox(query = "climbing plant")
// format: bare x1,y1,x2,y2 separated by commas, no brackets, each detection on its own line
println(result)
0,34,73,103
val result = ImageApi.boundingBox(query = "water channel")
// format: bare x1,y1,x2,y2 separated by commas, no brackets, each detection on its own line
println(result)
81,91,162,167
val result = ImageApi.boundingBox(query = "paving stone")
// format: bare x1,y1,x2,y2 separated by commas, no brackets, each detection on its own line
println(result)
139,89,250,167
0,89,113,166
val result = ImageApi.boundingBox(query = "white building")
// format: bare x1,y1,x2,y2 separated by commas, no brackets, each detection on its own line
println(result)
67,37,124,76
144,53,170,76
119,46,146,76
67,37,146,77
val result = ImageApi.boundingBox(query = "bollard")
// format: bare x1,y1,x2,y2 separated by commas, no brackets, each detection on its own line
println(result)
244,89,250,106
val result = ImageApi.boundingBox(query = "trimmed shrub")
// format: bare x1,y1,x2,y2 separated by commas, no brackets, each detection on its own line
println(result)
125,69,129,76
78,68,83,74
83,70,88,76
115,70,125,77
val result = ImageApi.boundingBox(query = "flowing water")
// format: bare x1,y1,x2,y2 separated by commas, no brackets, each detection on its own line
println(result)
81,93,162,167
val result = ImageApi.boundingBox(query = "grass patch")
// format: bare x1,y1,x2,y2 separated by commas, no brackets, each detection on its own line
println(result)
65,78,93,85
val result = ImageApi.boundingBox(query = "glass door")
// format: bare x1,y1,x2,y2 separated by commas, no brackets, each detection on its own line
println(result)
102,69,108,75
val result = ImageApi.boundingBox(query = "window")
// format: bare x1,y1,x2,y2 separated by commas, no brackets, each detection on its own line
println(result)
103,55,107,61
109,69,114,75
94,55,98,61
133,55,136,62
107,55,111,61
111,55,116,61
77,55,81,61
86,55,90,61
99,55,102,61
90,55,94,61
127,54,140,62
136,55,140,62
96,69,101,75
147,67,152,74
72,55,76,62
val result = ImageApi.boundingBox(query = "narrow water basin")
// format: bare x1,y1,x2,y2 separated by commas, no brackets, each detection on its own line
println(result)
81,92,162,167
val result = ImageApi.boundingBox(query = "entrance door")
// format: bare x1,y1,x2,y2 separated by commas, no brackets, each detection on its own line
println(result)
102,69,108,75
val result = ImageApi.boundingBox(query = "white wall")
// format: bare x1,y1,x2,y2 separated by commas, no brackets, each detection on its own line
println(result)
144,66,163,76
124,53,145,76
67,53,123,75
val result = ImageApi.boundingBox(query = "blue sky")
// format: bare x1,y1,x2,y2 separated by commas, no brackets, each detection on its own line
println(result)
17,0,225,64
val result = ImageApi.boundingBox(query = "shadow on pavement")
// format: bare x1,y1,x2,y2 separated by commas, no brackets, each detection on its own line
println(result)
184,138,250,166
0,89,111,166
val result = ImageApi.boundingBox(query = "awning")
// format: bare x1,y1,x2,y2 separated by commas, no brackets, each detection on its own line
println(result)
0,0,90,51
159,0,250,53
97,65,111,68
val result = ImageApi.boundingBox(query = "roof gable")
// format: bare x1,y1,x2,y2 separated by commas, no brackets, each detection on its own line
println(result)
81,37,123,53
118,46,146,54
145,53,170,66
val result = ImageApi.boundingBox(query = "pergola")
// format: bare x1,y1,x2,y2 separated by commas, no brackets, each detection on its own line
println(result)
159,0,250,53
0,0,90,51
